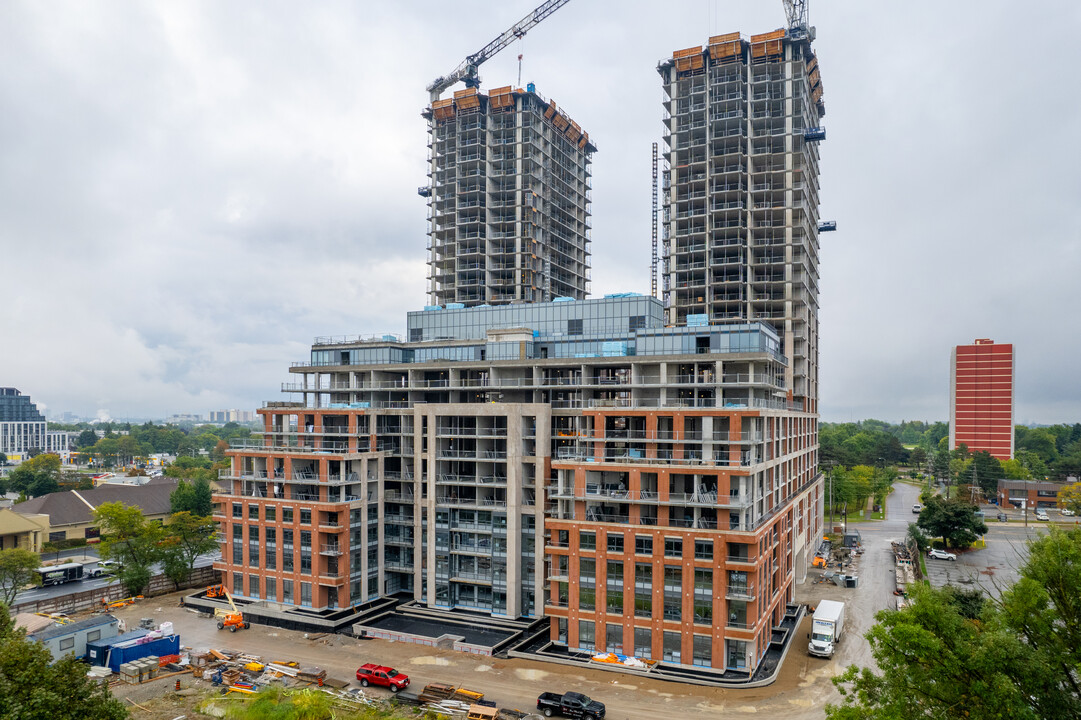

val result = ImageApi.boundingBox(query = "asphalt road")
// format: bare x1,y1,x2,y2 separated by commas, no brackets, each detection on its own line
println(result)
13,551,220,605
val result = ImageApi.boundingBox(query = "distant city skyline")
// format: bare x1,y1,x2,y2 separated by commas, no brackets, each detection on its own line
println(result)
2,1,1077,424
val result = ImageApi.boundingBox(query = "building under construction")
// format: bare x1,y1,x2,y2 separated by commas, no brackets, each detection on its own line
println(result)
422,86,595,307
658,28,825,412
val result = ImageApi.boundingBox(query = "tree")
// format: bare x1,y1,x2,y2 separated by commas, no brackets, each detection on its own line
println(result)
969,450,1004,496
916,495,988,550
0,549,40,605
0,606,129,719
169,477,214,517
827,582,1034,720
828,528,1081,720
906,523,929,554
1002,458,1032,480
93,503,164,596
6,454,61,498
932,447,950,480
909,447,927,470
160,512,218,588
75,429,98,449
210,438,230,463
1059,482,1081,514
997,527,1081,719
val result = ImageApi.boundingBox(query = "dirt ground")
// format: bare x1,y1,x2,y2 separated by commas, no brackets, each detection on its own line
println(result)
99,591,858,720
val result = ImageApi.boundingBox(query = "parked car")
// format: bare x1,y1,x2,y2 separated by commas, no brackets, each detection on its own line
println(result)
537,691,606,719
912,503,922,514
1035,511,1050,522
1061,508,1076,517
928,548,956,561
355,664,409,692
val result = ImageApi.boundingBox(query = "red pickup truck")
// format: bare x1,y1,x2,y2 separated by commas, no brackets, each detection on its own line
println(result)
355,664,410,692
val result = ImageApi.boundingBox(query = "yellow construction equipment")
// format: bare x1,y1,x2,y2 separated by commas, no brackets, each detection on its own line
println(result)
207,584,250,632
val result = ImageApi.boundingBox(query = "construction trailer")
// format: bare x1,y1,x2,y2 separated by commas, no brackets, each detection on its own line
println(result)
86,626,181,673
28,614,119,663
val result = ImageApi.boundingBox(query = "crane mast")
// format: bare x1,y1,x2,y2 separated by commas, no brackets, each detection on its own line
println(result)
427,0,572,102
782,0,809,33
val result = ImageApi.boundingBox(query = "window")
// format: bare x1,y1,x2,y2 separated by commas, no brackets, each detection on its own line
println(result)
635,535,653,555
283,579,294,604
300,508,312,525
663,566,682,620
87,630,101,642
300,582,312,607
607,532,624,553
578,620,596,650
410,327,423,342
232,503,242,518
60,637,75,651
634,626,652,657
663,631,681,662
606,623,623,653
248,505,259,520
282,507,294,523
233,572,243,595
249,575,260,599
694,539,713,560
579,531,596,551
266,577,276,602
606,560,624,613
664,537,683,558
692,635,712,667
568,319,583,336
558,529,569,547
635,563,652,618
265,506,276,522
629,315,646,332
579,558,596,585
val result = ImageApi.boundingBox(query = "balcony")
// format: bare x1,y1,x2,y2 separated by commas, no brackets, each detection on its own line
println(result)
725,583,756,601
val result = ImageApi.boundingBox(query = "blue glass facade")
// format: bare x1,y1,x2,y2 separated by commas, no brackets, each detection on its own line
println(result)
309,296,783,367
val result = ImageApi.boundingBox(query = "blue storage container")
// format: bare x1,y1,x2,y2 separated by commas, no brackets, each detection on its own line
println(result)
106,635,180,673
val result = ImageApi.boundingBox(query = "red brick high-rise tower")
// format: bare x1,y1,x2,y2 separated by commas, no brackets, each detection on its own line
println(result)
950,339,1014,460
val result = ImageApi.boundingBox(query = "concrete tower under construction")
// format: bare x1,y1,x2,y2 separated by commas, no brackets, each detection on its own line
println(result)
658,30,824,412
422,87,595,307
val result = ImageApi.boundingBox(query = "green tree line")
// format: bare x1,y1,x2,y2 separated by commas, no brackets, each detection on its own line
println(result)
822,420,1081,482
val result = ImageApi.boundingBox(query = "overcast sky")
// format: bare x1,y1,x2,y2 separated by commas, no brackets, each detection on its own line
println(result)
2,1,1078,425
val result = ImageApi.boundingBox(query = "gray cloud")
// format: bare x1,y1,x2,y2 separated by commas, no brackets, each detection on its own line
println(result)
1,1,1077,424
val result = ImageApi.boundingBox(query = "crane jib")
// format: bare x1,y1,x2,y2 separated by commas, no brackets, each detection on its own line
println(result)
428,0,572,100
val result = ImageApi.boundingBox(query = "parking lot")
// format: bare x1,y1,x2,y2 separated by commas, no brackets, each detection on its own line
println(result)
921,523,1049,596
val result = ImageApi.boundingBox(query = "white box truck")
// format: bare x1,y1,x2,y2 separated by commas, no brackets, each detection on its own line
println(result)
808,600,845,658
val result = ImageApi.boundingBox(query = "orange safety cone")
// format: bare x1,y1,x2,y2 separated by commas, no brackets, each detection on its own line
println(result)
175,679,181,691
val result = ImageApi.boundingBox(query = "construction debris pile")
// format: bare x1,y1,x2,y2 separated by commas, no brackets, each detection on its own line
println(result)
411,682,542,719
891,539,920,609
811,535,862,589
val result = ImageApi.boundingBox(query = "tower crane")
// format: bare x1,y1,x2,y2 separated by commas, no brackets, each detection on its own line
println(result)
426,0,572,102
782,0,809,32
